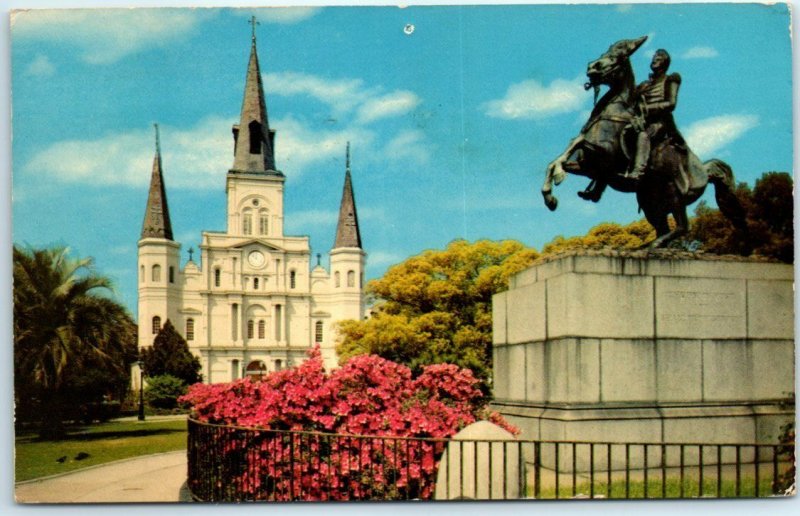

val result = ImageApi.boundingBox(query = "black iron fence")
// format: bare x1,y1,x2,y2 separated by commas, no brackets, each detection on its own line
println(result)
186,418,794,502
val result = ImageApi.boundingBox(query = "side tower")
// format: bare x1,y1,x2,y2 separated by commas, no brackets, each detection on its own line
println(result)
138,125,181,348
325,143,366,366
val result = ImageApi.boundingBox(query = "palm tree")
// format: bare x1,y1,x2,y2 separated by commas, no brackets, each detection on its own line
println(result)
13,245,136,438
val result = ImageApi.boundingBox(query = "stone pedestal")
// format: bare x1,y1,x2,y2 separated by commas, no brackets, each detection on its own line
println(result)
492,252,794,457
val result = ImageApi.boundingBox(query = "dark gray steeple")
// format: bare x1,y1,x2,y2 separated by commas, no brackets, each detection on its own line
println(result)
141,124,174,240
334,143,362,249
231,16,277,174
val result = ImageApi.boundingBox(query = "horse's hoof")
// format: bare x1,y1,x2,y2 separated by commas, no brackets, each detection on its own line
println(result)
543,194,558,211
577,190,599,202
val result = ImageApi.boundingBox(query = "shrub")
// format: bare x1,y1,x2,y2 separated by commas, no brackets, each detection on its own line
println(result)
180,347,517,500
145,374,188,410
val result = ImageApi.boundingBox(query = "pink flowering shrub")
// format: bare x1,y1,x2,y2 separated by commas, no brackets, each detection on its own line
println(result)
181,347,517,501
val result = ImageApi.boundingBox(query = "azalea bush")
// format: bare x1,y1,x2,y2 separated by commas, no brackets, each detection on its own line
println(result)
181,347,517,501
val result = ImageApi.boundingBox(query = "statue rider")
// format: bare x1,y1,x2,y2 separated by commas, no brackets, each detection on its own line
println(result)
628,49,683,180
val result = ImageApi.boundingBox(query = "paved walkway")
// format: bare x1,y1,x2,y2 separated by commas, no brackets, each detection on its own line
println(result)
15,450,190,503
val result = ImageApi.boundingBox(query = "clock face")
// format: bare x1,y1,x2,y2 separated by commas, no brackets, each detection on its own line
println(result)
248,250,266,268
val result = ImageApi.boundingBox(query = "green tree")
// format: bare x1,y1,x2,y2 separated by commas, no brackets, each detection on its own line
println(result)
13,245,137,438
688,172,792,262
336,240,539,386
141,320,201,385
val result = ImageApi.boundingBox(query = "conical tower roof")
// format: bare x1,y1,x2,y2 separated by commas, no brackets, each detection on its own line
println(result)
231,17,276,173
141,124,174,240
334,143,362,249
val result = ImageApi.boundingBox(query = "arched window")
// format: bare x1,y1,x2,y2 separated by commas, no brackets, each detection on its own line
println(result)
275,359,283,372
247,319,254,339
214,268,221,287
254,277,259,290
290,270,296,289
334,271,340,288
242,209,253,235
169,266,175,283
258,320,265,339
186,318,194,341
140,265,144,283
315,321,323,343
152,316,161,335
259,211,269,235
347,270,355,287
152,264,161,282
248,120,262,155
246,360,267,381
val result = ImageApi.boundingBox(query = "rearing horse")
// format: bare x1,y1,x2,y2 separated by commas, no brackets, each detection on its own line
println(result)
541,36,747,248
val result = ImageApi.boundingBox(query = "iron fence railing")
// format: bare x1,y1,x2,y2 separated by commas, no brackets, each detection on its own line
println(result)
186,418,795,502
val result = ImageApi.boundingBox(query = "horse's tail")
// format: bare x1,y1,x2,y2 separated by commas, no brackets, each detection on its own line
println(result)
706,158,749,236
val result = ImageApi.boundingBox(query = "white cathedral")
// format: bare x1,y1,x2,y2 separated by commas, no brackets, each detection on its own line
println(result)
137,30,366,383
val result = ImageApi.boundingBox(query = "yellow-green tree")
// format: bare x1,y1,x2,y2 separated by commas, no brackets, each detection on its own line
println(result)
337,240,539,386
541,219,655,254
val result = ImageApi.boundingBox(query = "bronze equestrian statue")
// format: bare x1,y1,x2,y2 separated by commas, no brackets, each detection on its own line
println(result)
541,36,747,249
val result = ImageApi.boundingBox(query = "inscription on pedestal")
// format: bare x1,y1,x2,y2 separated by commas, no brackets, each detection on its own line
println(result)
655,278,746,338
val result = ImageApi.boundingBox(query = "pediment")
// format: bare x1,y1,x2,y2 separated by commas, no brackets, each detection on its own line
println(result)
228,238,283,252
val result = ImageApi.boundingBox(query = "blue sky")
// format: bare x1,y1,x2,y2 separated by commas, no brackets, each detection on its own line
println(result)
9,3,793,317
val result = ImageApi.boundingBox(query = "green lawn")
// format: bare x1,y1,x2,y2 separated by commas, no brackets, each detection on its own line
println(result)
15,418,188,482
536,476,783,499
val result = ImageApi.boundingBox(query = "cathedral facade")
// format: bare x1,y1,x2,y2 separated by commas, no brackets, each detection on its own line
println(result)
137,31,366,382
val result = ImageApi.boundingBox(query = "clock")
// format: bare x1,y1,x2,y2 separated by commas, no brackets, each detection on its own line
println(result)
248,250,266,268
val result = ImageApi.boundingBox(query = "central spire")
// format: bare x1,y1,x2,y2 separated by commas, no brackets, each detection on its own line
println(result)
231,16,277,174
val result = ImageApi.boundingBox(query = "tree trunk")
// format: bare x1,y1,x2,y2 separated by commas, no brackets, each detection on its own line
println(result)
38,391,66,440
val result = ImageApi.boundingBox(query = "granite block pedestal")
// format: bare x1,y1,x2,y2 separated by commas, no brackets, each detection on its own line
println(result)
492,251,794,471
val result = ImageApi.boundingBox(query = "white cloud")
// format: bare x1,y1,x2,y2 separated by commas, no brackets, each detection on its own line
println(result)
12,9,215,64
24,112,385,190
616,5,634,13
383,130,431,165
232,7,321,25
24,54,55,77
357,206,386,222
684,114,759,157
274,116,375,174
25,116,232,190
357,91,421,124
682,46,719,59
483,78,588,120
265,71,432,169
265,72,369,115
285,209,338,229
366,251,404,268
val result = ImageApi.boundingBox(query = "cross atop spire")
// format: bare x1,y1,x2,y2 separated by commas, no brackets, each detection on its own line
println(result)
250,15,259,43
154,123,161,156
